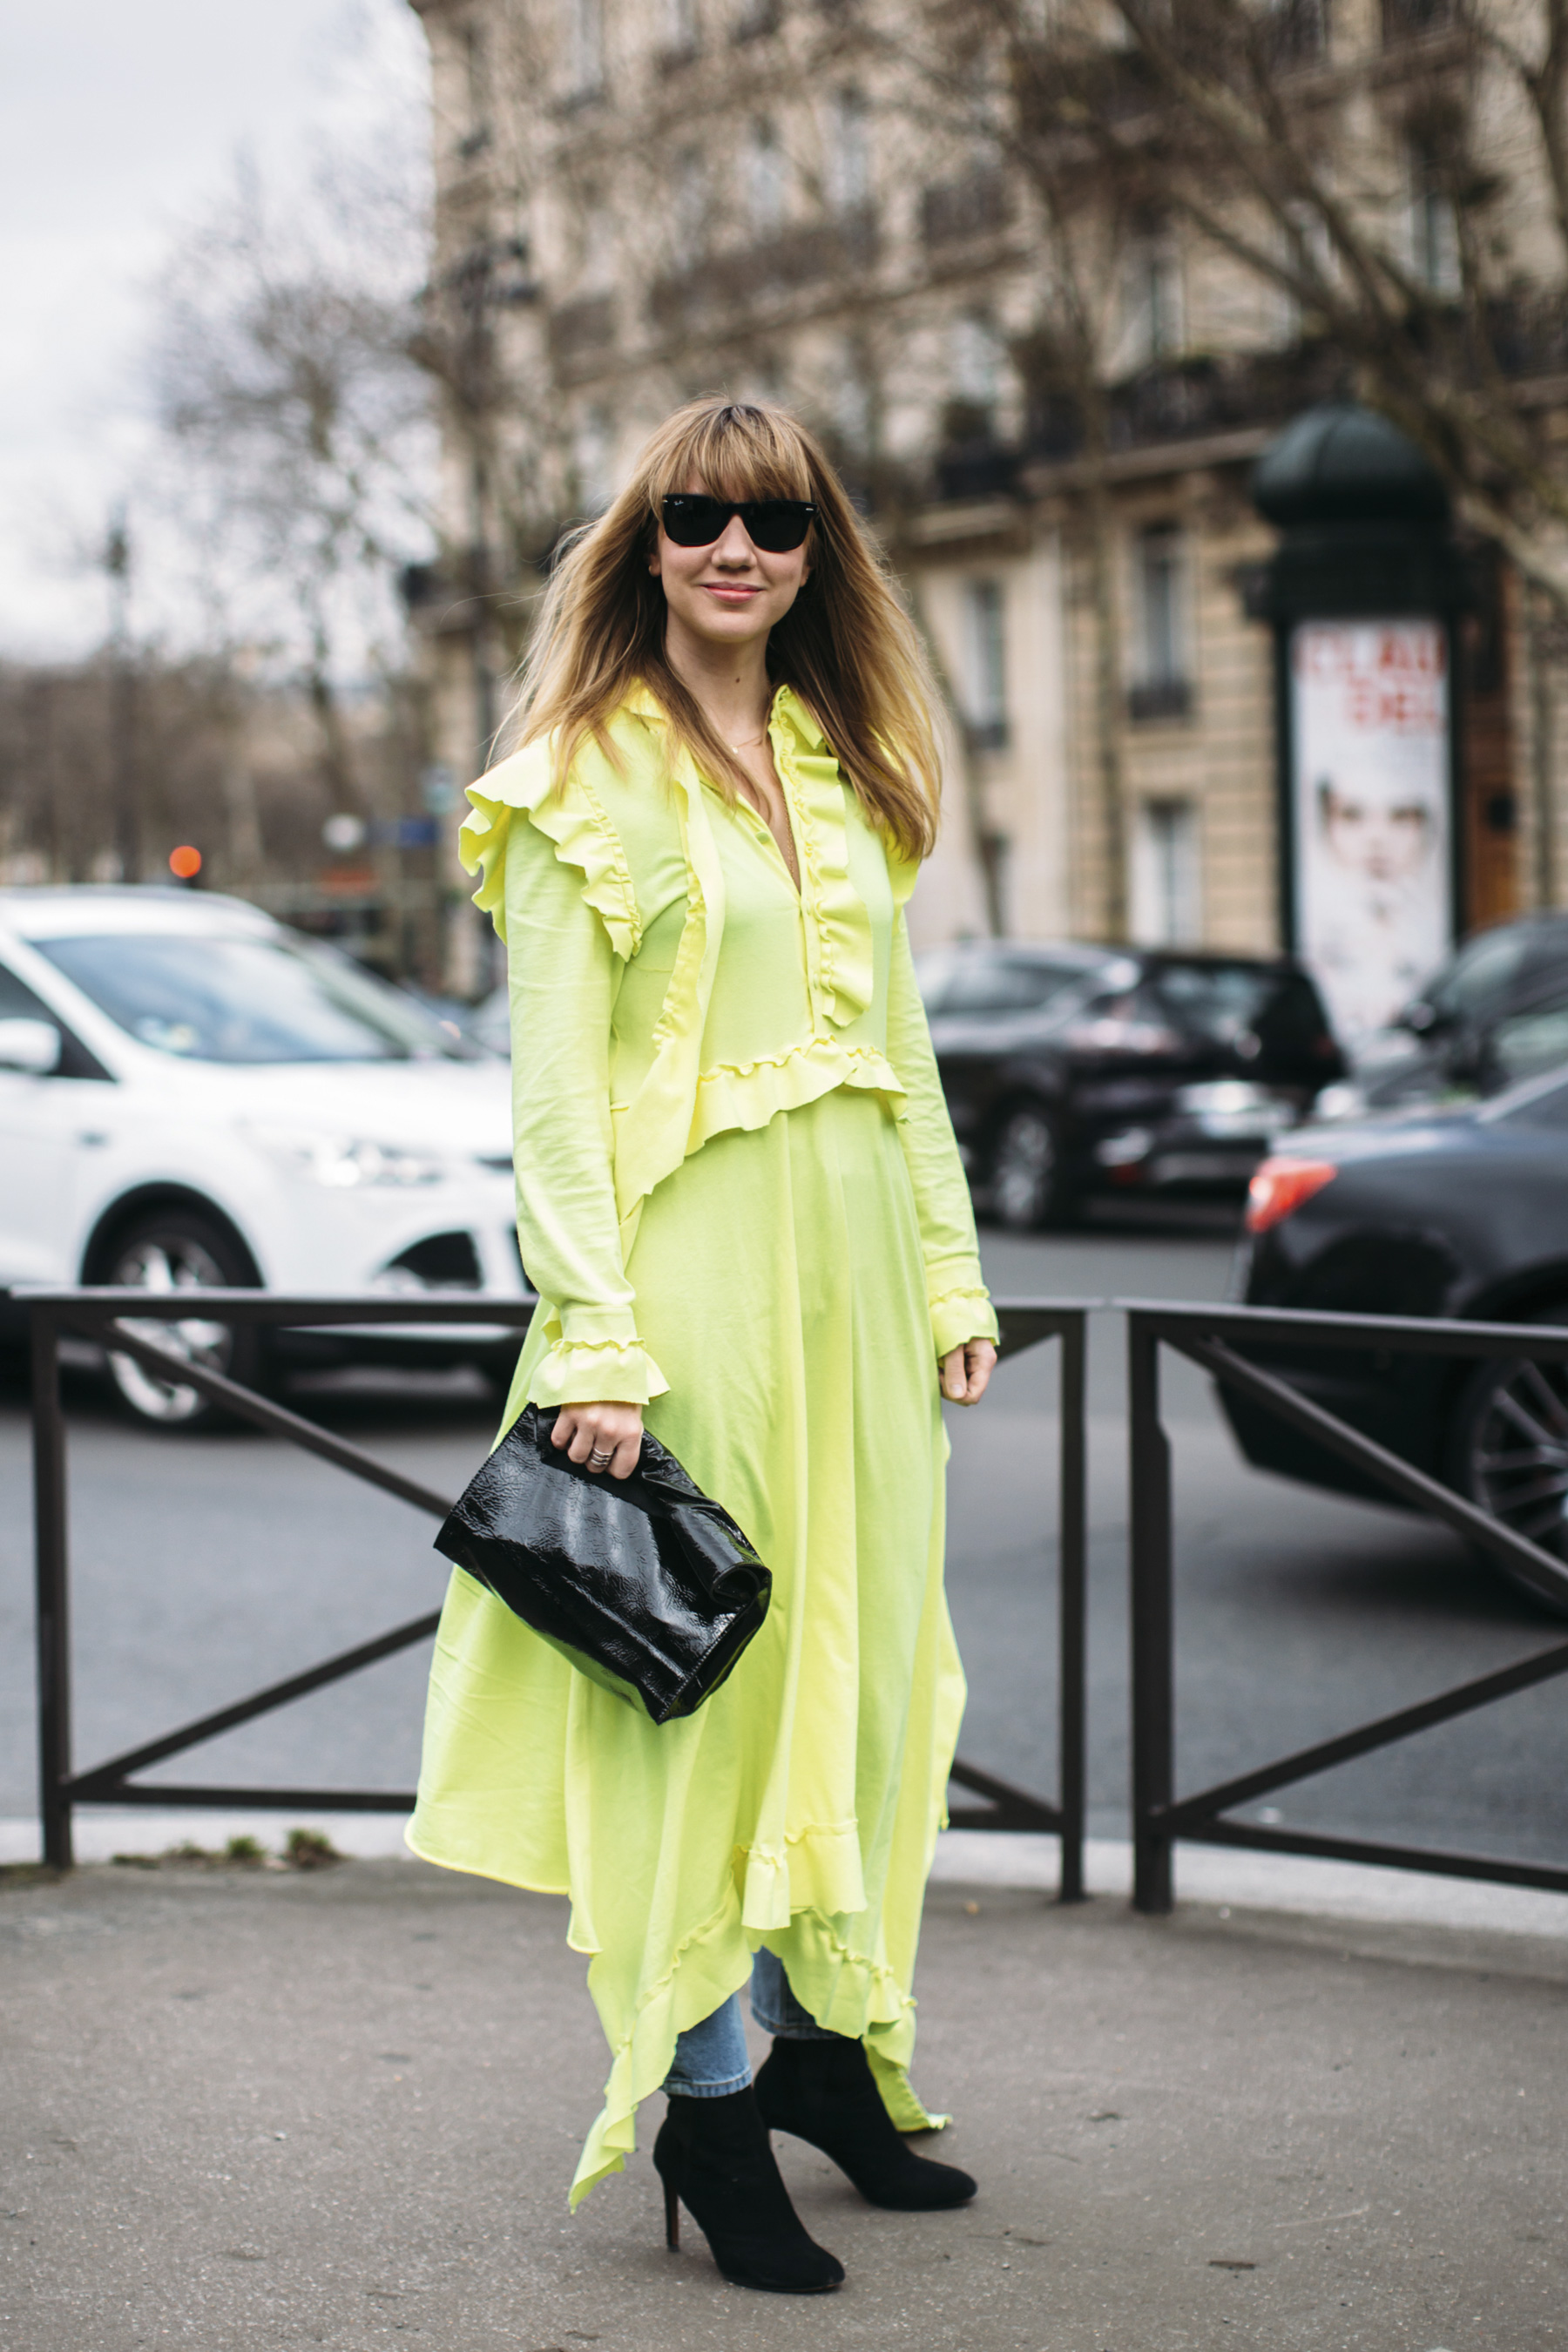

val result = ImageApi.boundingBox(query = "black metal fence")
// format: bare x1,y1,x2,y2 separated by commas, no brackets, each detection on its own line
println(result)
1126,1299,1568,1913
21,1288,1087,1898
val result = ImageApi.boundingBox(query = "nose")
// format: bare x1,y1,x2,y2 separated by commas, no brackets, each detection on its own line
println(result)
711,514,758,564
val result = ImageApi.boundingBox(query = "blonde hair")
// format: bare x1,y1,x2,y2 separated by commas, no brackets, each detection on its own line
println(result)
511,399,941,860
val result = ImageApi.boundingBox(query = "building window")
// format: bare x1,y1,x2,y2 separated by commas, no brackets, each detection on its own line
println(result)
1265,0,1329,67
1132,800,1201,946
1410,146,1461,296
747,117,788,235
573,409,615,515
1124,222,1183,368
963,578,1009,753
660,0,701,59
825,85,871,214
562,0,604,98
950,314,1003,418
832,337,873,454
1276,199,1332,342
1128,526,1193,720
459,20,491,154
672,148,709,267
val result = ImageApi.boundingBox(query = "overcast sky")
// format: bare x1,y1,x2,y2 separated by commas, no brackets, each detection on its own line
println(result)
0,0,427,660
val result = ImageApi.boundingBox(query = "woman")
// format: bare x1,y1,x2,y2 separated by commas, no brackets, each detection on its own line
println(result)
408,399,998,2295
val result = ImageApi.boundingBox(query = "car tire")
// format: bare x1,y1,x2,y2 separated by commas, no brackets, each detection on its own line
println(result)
989,1102,1075,1232
1446,1301,1568,1618
99,1209,263,1433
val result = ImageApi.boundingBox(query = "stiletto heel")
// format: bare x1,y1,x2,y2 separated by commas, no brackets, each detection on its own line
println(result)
652,2087,843,2292
754,2038,977,2211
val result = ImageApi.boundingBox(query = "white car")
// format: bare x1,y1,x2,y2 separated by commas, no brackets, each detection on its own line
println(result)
0,887,525,1426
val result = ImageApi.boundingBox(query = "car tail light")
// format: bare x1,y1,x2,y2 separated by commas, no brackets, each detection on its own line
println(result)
1246,1156,1338,1233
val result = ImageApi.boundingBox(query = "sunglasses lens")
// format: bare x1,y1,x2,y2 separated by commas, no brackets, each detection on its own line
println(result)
660,497,815,551
662,496,729,546
745,502,813,552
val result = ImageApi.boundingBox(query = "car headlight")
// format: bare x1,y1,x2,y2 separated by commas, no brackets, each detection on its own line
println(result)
246,1125,446,1187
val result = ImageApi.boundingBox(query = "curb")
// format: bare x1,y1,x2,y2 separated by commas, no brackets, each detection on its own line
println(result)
5,1812,1565,1941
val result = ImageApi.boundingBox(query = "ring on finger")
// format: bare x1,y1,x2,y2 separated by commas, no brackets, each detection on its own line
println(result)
587,1445,613,1470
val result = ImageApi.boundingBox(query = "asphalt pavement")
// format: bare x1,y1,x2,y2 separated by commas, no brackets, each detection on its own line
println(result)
5,1853,1567,2351
2,1210,1566,1872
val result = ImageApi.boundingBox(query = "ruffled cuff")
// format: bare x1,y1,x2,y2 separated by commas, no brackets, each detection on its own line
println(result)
929,1283,999,1362
525,1335,670,1409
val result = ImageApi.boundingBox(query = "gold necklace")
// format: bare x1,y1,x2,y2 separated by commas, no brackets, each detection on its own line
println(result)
727,729,768,753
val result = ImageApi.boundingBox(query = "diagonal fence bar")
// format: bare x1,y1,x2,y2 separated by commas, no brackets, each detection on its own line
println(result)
97,1321,458,1517
24,1291,1088,1903
1125,1296,1568,1914
64,1608,445,1801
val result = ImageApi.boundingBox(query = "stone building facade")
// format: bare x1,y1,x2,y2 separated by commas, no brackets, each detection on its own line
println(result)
403,0,1548,989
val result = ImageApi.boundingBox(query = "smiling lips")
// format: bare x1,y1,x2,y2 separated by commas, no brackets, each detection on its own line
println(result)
703,582,761,600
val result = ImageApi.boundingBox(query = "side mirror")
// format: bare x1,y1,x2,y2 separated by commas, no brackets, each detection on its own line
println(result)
0,1017,62,1075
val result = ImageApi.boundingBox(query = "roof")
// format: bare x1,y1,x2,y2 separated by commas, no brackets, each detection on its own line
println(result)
1253,402,1450,531
0,886,278,943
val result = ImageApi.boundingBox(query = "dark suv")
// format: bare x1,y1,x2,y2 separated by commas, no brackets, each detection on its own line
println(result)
918,942,1343,1227
1344,913,1568,1115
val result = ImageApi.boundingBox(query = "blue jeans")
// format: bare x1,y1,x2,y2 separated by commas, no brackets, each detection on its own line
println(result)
662,1950,842,2099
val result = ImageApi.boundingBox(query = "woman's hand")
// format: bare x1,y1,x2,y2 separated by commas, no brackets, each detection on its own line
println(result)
551,1400,645,1478
941,1337,997,1406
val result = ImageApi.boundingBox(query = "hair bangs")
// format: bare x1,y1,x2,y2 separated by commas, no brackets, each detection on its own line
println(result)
647,402,814,509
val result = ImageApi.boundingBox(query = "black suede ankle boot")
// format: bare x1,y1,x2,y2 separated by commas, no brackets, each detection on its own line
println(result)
754,2035,977,2211
652,2086,845,2293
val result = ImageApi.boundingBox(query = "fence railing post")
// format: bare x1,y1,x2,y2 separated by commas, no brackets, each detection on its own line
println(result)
1128,1314,1173,1915
30,1307,72,1870
1057,1313,1087,1903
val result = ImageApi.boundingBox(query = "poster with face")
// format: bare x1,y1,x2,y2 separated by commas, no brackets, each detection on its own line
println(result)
1291,618,1451,1053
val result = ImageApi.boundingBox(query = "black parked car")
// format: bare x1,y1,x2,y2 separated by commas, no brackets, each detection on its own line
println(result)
918,942,1344,1227
1226,1069,1568,1610
1338,911,1568,1115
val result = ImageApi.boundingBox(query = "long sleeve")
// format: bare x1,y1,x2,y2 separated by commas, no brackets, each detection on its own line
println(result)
884,909,1000,1360
502,808,668,1408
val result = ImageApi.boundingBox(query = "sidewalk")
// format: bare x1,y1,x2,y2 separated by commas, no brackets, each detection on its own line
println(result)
4,1859,1566,2352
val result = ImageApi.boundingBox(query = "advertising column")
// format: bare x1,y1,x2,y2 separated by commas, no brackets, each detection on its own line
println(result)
1290,618,1452,1055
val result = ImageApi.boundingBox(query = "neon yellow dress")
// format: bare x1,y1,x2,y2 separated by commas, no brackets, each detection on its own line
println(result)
407,684,997,2206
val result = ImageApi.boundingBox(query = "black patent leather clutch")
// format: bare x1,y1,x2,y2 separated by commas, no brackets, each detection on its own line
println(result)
434,1402,771,1724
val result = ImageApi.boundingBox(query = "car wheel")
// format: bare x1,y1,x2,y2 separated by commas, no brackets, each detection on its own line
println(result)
1448,1305,1568,1617
990,1103,1073,1232
101,1212,262,1432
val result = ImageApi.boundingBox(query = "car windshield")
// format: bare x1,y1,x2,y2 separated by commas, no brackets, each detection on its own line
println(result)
34,931,472,1065
1147,962,1322,1049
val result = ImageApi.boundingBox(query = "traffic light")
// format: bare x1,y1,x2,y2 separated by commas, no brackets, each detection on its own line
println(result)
168,845,202,885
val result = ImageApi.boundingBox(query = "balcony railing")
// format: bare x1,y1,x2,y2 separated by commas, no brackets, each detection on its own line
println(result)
1127,677,1194,723
649,207,878,329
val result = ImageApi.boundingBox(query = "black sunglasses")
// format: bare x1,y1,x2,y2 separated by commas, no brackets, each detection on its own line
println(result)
661,493,817,553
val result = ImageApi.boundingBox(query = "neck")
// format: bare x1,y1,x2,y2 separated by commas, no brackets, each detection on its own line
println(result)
664,616,774,746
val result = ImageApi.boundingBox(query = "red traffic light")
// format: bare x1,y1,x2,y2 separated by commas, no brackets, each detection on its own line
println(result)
168,845,202,881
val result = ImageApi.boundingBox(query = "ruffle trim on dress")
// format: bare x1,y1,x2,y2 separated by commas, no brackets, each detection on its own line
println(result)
571,1889,754,2209
771,712,875,1030
569,1860,947,2209
461,737,642,963
525,1333,670,1409
928,1285,1000,1362
683,1035,905,1160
